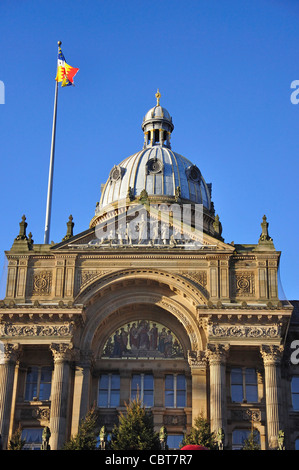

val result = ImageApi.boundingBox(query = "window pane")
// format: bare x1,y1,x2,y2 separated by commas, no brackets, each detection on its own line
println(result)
40,367,52,383
165,375,173,389
245,369,257,385
232,429,250,445
111,374,120,389
110,390,120,407
177,375,186,390
176,390,186,407
291,377,299,393
231,384,243,402
131,375,141,391
39,383,51,400
27,367,39,383
98,390,108,407
99,374,109,389
246,384,258,402
143,391,153,407
144,374,153,390
231,368,242,384
167,435,184,449
292,394,299,411
165,390,174,407
21,428,43,444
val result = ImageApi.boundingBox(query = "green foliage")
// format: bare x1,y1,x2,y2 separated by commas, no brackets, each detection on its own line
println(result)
63,408,98,450
181,414,216,449
242,429,261,450
8,425,26,450
111,397,161,450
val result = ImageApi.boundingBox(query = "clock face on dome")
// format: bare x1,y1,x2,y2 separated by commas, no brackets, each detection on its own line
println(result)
146,158,163,174
109,165,123,182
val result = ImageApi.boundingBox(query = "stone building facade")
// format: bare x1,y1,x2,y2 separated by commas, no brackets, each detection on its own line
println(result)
0,93,298,450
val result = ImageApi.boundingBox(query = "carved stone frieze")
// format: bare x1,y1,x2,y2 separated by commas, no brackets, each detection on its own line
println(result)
232,271,255,297
231,408,261,422
0,322,75,338
76,270,111,293
30,271,52,296
181,271,207,288
32,407,51,421
163,414,186,426
209,324,281,339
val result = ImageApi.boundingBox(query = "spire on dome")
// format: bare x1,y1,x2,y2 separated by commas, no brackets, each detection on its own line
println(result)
142,90,174,148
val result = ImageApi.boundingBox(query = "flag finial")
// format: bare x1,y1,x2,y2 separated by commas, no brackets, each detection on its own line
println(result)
155,89,161,106
58,41,62,46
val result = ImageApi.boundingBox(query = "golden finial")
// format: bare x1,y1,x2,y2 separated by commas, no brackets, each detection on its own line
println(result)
155,89,161,106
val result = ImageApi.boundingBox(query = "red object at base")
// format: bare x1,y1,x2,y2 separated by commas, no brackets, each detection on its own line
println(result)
180,444,209,450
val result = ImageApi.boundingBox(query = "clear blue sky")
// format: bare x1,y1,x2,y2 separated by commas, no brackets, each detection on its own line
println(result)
0,0,298,300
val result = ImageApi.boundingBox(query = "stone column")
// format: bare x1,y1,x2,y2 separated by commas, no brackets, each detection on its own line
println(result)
207,343,229,446
71,350,94,437
260,344,283,450
0,343,21,449
188,350,208,422
49,343,72,450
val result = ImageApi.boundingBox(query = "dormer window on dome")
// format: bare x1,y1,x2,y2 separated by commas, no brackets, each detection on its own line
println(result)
142,90,174,149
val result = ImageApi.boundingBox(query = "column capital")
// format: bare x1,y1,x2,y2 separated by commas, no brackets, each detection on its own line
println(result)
206,343,230,365
1,343,22,364
50,343,73,363
188,350,207,369
260,344,284,366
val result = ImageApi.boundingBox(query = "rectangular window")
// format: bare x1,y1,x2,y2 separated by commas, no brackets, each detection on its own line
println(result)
167,434,184,449
98,373,120,408
21,428,43,450
25,366,52,401
231,368,258,403
165,374,186,408
131,374,154,407
291,376,299,410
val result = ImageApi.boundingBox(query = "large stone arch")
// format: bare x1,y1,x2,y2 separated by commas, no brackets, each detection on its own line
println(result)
75,268,209,307
76,269,208,355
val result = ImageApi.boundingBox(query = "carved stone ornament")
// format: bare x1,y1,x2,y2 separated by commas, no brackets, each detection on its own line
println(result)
1,343,21,363
206,343,230,364
188,350,207,368
0,322,74,338
260,344,284,365
181,271,207,289
31,271,52,296
209,324,280,339
32,407,51,421
50,343,73,362
233,272,255,297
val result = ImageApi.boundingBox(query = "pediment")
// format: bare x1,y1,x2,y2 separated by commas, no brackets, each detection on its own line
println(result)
52,211,234,253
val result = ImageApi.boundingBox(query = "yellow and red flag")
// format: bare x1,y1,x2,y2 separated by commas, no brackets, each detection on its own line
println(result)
55,45,79,87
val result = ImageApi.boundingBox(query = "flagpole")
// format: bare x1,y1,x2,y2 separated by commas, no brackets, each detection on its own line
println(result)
44,41,61,244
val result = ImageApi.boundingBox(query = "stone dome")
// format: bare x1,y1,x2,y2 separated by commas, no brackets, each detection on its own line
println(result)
95,91,213,221
99,146,211,210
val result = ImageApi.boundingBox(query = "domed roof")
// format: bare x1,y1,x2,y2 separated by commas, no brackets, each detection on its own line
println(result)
143,104,172,123
97,91,212,213
99,146,211,210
